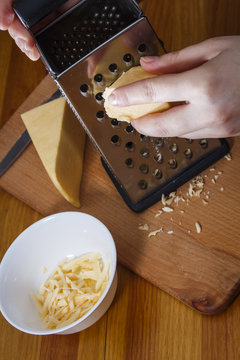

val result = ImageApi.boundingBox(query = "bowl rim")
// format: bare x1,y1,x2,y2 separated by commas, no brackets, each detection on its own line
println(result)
0,211,117,335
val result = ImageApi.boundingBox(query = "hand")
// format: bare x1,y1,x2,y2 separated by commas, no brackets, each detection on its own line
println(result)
108,36,240,138
0,0,40,60
0,0,79,61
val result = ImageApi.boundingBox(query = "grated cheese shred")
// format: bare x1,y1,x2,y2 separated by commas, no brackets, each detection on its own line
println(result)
31,253,109,329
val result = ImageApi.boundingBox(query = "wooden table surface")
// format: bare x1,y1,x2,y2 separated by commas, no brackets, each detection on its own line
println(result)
1,1,240,359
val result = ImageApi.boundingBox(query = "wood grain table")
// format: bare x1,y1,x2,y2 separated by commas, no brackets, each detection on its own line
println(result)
1,1,240,359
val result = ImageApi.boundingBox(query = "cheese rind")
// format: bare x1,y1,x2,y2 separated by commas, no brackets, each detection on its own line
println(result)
21,97,86,207
103,66,170,122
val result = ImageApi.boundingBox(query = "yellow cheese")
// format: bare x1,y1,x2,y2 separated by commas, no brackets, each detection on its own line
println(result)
31,253,109,329
21,97,86,207
103,66,170,122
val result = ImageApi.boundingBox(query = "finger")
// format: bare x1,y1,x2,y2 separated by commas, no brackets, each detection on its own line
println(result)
180,118,240,139
8,17,38,52
25,45,41,61
179,127,226,139
0,0,14,30
108,69,200,106
131,104,207,138
140,37,231,75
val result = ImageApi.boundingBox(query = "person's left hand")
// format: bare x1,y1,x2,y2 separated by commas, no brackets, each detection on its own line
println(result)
0,0,79,61
108,36,240,138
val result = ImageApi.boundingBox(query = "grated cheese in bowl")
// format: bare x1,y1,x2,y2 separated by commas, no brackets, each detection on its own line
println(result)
31,253,109,329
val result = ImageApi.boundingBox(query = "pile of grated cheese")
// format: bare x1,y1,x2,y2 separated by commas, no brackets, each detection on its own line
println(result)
31,253,109,329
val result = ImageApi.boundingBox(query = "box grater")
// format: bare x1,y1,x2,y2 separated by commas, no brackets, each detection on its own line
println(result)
14,0,229,212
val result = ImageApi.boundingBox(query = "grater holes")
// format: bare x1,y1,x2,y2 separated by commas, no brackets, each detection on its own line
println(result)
94,73,103,86
185,138,193,144
168,159,178,169
111,135,121,146
153,169,162,179
125,158,134,168
95,92,103,104
123,53,133,66
80,84,89,96
140,134,150,142
169,143,178,154
139,164,149,174
138,43,147,54
125,124,135,135
96,110,105,122
111,118,120,128
154,153,163,164
138,180,148,190
155,137,164,147
140,148,149,158
37,2,139,74
184,148,193,159
125,142,135,152
108,63,118,74
199,139,208,149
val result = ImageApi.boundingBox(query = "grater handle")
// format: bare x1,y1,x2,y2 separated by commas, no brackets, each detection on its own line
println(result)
13,0,68,29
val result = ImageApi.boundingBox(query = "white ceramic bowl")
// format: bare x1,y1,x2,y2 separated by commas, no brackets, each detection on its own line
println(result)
0,211,117,335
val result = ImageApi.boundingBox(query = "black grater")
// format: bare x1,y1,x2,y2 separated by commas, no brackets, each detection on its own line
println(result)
13,0,229,212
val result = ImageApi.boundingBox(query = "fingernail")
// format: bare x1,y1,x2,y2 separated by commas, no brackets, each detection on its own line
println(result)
27,51,39,61
141,56,158,63
108,92,118,105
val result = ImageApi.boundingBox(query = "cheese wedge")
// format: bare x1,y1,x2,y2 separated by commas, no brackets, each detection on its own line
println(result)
21,97,86,207
103,66,170,122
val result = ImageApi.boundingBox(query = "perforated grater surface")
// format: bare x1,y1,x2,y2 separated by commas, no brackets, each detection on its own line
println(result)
14,0,229,212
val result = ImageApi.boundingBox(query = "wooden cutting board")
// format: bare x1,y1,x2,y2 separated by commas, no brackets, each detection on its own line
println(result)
0,74,240,315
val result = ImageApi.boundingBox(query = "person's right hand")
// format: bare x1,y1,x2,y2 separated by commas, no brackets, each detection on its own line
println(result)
108,36,240,139
0,0,40,60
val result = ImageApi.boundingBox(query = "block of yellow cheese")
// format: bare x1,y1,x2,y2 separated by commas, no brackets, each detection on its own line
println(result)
103,66,170,122
21,97,86,207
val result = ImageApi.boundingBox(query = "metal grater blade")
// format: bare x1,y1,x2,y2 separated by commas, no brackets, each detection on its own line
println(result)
13,0,229,212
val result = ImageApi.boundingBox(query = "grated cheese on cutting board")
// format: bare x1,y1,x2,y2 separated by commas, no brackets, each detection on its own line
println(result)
31,253,109,329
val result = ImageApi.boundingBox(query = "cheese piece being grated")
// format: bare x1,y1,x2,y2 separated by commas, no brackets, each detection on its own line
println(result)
103,66,170,122
31,253,109,329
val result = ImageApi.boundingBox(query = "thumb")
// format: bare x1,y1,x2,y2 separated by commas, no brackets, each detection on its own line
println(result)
140,37,225,74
